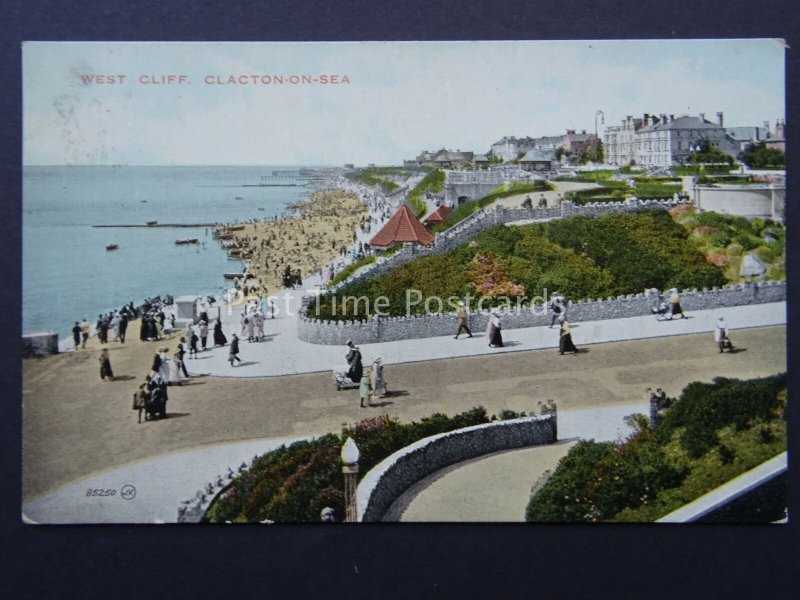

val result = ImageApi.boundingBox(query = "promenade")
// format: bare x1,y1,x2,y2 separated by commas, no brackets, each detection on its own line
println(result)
23,311,785,523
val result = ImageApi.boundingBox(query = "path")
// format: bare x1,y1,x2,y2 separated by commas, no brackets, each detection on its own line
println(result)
23,325,786,523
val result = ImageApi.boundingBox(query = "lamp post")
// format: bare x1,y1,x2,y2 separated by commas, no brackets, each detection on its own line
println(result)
594,110,605,182
340,437,360,522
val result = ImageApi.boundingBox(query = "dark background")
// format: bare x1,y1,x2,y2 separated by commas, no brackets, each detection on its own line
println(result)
1,1,797,597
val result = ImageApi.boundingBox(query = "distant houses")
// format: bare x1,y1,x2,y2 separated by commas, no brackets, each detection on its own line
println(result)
604,112,785,167
404,111,782,172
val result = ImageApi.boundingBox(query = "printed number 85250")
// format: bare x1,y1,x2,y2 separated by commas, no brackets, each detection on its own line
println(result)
86,489,117,497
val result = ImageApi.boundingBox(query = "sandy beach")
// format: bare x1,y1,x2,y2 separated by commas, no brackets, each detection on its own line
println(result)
214,188,368,295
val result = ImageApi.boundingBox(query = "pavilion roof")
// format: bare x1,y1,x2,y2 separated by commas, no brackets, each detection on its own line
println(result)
370,204,434,247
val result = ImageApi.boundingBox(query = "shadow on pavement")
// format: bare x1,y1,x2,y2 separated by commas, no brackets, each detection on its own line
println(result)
111,375,137,381
383,390,409,398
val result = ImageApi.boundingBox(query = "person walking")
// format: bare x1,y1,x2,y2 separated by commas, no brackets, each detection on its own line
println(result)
188,328,199,358
168,349,185,385
229,334,242,366
714,316,734,353
199,320,209,351
667,288,688,320
253,311,263,342
118,311,128,343
345,340,363,382
80,318,91,348
99,348,114,381
558,316,579,354
132,380,149,424
359,372,372,408
97,315,108,344
151,349,163,375
454,301,473,339
549,293,566,328
486,310,504,348
213,319,227,346
371,357,387,401
177,340,190,377
72,321,81,351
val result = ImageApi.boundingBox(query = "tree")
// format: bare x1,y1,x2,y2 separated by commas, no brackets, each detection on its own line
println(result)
740,142,785,169
687,139,734,165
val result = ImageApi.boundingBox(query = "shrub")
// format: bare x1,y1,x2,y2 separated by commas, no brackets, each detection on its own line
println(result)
657,374,787,458
206,408,491,523
329,256,377,286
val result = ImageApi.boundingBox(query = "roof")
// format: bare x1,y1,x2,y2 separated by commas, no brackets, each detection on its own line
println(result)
423,205,452,224
726,127,768,142
370,204,435,247
519,150,555,162
564,133,595,142
639,115,723,133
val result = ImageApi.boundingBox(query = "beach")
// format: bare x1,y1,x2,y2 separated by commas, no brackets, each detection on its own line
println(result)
213,188,369,296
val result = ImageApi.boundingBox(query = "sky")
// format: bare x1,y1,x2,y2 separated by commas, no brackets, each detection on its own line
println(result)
22,40,785,166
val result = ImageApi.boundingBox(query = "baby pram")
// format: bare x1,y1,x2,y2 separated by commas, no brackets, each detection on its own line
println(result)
334,366,361,391
719,334,734,352
652,301,669,319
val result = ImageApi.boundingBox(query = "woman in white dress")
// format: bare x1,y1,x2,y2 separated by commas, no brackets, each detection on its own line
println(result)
157,349,171,383
371,357,387,400
168,350,184,385
253,311,264,342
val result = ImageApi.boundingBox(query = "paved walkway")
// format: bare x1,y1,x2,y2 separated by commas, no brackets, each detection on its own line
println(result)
23,402,648,524
188,296,785,379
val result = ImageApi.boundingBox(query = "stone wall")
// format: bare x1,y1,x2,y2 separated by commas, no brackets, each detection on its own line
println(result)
357,414,557,522
297,280,786,345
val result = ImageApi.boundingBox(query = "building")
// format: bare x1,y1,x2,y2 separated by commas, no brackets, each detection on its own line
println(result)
415,148,475,169
765,119,786,152
369,204,435,248
490,133,585,162
561,130,600,155
726,124,770,154
518,150,556,172
604,115,643,166
604,112,747,168
423,205,452,226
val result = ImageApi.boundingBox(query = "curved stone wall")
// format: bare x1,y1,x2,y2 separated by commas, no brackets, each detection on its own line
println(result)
356,414,557,522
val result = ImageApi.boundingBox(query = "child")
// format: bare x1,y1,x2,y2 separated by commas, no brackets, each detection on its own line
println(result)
359,372,372,408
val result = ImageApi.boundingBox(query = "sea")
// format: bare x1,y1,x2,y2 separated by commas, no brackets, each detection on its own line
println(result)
23,165,314,339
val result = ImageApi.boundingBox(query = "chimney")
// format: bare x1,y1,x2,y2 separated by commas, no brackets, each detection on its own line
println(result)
717,112,723,127
644,113,649,124
699,113,706,122
581,130,586,134
670,115,675,122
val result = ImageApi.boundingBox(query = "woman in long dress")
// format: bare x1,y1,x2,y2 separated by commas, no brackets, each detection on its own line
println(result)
371,358,387,400
99,349,114,381
158,349,171,382
240,313,248,338
213,319,227,346
486,312,504,348
253,311,263,342
168,350,184,385
558,317,579,354
246,314,255,342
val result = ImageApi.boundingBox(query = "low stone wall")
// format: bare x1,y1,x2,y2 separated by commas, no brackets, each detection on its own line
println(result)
297,280,786,345
22,332,59,358
357,414,557,522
